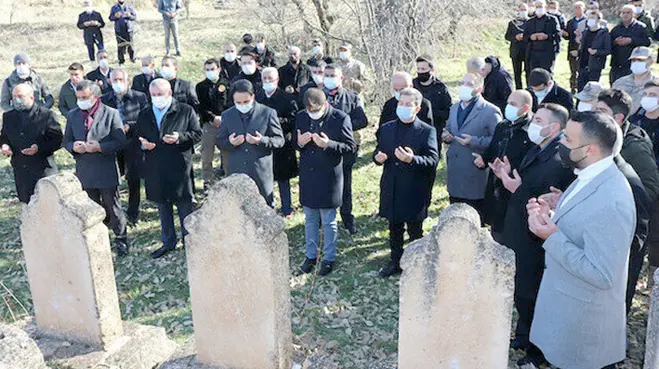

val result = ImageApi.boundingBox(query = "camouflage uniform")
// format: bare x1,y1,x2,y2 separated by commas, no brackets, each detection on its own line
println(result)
612,72,659,113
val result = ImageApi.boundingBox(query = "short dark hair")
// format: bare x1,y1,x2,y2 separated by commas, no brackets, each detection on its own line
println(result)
76,79,101,96
645,81,659,89
240,47,258,59
230,79,254,97
307,59,327,68
162,56,178,67
528,68,553,87
416,54,434,68
597,89,632,119
68,62,84,73
204,58,221,68
303,88,326,110
569,110,618,156
538,103,569,128
325,63,342,73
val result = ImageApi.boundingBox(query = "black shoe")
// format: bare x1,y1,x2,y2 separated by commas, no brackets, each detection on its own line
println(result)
151,245,175,259
115,238,129,257
318,261,334,276
510,337,530,351
379,262,402,278
516,354,547,368
346,224,357,235
175,51,182,57
126,213,139,226
299,258,316,274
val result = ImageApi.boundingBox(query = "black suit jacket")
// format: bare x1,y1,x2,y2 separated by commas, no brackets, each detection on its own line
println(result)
86,67,113,95
169,78,199,113
278,62,311,96
77,11,105,45
220,58,241,81
195,78,230,123
529,83,574,112
256,88,299,181
131,72,161,99
614,155,651,257
327,88,368,132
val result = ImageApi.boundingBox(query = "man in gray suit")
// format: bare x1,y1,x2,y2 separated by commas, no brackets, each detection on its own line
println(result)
443,72,502,219
216,80,285,207
64,80,129,256
527,110,635,369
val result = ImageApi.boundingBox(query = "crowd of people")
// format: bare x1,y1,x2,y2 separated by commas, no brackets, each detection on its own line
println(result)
1,0,659,367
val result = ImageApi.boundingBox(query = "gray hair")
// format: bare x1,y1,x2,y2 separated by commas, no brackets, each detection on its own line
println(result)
467,57,485,72
76,79,102,96
12,83,34,97
261,67,279,78
392,71,413,86
149,78,172,92
141,55,154,65
288,46,301,54
399,87,423,107
110,68,129,80
622,4,635,12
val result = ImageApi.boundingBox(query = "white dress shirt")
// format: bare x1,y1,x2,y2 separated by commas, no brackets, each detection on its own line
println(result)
559,155,615,209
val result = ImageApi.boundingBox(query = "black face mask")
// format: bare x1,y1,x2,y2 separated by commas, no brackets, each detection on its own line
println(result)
417,71,431,83
289,56,299,64
558,143,589,169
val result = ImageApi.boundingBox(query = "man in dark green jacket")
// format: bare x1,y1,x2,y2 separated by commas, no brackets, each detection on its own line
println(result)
58,63,86,117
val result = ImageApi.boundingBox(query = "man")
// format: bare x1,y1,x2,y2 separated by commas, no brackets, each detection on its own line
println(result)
374,88,439,277
379,72,433,128
574,81,602,112
612,46,659,114
481,55,514,112
1,84,62,203
63,80,128,256
413,55,452,145
527,68,573,112
220,42,241,81
296,88,355,276
466,57,485,75
231,51,263,92
306,39,333,65
109,0,137,66
216,80,284,206
299,59,326,107
59,63,85,117
547,0,566,30
505,3,530,89
473,90,534,240
101,68,148,224
323,64,368,234
1,54,54,112
610,4,651,84
161,56,199,112
158,0,183,56
255,35,277,68
577,10,610,90
442,73,502,218
86,50,113,95
563,1,586,94
242,33,254,50
132,56,161,98
523,0,561,74
278,46,311,97
633,0,655,38
335,43,371,94
256,68,299,216
77,0,105,62
137,79,201,258
196,58,230,192
527,111,635,369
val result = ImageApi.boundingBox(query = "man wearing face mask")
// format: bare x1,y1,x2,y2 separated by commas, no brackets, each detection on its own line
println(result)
526,111,635,369
1,84,62,204
220,42,241,81
481,56,514,113
109,0,137,67
160,56,199,112
77,0,105,62
196,58,230,193
563,1,586,94
379,72,433,128
306,39,333,65
610,5,652,84
443,73,502,218
612,46,659,114
295,88,355,276
323,64,368,234
574,81,602,112
505,3,530,90
101,68,148,225
63,80,128,256
1,54,54,113
278,46,310,98
231,51,263,93
254,35,277,68
632,0,655,38
473,90,534,241
136,78,202,259
158,0,183,57
335,43,371,94
523,0,561,75
132,56,161,100
86,50,113,95
298,59,326,108
59,63,86,117
256,68,299,217
527,68,573,112
577,10,610,90
216,80,284,206
413,55,452,149
374,88,439,278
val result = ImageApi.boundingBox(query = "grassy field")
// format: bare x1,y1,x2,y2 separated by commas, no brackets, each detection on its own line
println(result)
0,4,654,368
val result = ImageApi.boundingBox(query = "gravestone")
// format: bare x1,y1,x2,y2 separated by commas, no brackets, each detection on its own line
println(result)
0,323,47,369
645,269,659,369
184,174,292,369
398,203,516,369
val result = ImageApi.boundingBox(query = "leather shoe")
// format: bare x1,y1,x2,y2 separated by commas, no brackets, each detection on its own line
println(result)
379,262,402,278
510,337,530,351
318,261,334,276
299,258,316,274
151,245,175,259
346,224,357,235
115,239,129,257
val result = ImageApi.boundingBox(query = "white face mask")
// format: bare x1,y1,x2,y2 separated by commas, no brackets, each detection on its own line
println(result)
312,45,323,55
458,85,475,102
641,96,659,112
504,104,521,121
263,82,277,92
205,70,220,82
152,96,171,110
535,7,546,16
312,74,324,85
16,65,30,78
527,122,549,145
587,18,597,28
112,82,126,94
339,51,350,60
141,66,152,75
236,101,254,114
393,90,401,100
631,61,648,75
323,77,340,90
241,63,256,75
99,59,109,69
256,42,266,52
577,101,592,112
160,66,176,79
77,99,94,111
224,52,236,62
636,6,643,14
519,10,528,18
84,6,93,13
308,107,324,120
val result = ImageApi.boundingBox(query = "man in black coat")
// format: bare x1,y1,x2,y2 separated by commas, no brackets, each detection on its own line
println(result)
527,68,574,112
101,68,148,224
59,63,86,117
296,88,356,276
472,90,534,241
298,59,326,107
495,103,574,365
610,4,652,84
278,46,311,98
374,88,439,277
86,50,113,95
257,68,299,216
132,56,161,99
577,11,611,90
63,80,128,255
255,35,277,68
482,56,514,112
1,84,62,203
230,51,263,92
161,56,199,112
505,3,529,89
379,72,433,128
523,0,561,75
77,0,105,62
413,54,452,148
220,42,241,81
109,0,137,65
563,1,586,94
323,64,368,234
136,78,202,259
306,39,333,66
216,80,285,207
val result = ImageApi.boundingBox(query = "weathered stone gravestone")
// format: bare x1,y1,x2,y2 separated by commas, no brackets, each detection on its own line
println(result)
184,174,292,369
645,269,659,369
0,323,47,369
398,203,516,369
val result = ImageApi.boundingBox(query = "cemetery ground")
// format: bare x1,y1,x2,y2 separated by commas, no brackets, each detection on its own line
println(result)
0,3,655,368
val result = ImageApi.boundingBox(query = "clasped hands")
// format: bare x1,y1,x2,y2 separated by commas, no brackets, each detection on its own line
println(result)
229,131,262,146
73,140,101,154
374,147,414,164
297,130,330,149
526,186,563,240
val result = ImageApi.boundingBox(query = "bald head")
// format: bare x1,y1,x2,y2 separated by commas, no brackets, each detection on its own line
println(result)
12,83,35,110
506,89,533,119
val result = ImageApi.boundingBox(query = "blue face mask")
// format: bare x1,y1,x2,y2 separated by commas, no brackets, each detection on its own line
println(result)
236,101,254,114
323,77,340,90
396,105,416,121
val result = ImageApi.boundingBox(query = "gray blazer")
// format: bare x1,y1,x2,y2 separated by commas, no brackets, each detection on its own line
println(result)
445,96,502,200
63,103,126,189
530,164,636,369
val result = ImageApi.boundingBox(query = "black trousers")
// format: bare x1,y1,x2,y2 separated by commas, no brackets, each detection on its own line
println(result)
158,199,193,249
568,53,579,94
126,178,141,219
116,32,135,64
449,196,484,223
86,187,127,240
340,149,357,228
526,50,555,77
389,220,423,265
511,55,526,89
513,249,545,343
86,38,104,61
577,66,603,92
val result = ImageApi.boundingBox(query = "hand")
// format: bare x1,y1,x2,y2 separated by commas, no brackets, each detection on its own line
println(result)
374,151,388,164
21,144,38,156
537,33,548,40
515,33,524,41
85,140,101,153
96,80,104,87
84,21,90,27
530,33,538,41
162,132,179,144
488,156,511,179
575,29,582,37
297,130,313,147
245,131,262,145
501,168,522,193
138,137,156,151
538,186,563,210
123,124,130,133
454,133,472,146
212,115,222,128
285,85,295,94
229,132,245,146
312,132,330,148
570,50,578,57
1,144,12,157
528,211,558,240
73,141,87,154
114,11,122,18
394,146,414,163
441,128,453,143
527,197,551,218
588,48,597,55
562,30,569,37
472,153,485,168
